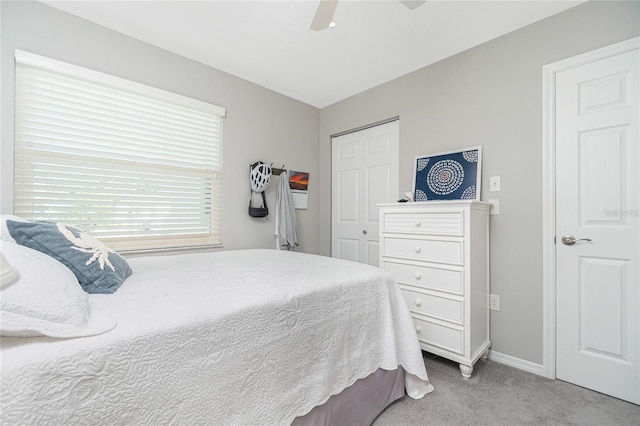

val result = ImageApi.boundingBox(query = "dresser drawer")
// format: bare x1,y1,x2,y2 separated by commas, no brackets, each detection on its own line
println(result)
382,237,464,265
413,317,464,355
382,211,464,236
400,286,463,325
382,260,464,294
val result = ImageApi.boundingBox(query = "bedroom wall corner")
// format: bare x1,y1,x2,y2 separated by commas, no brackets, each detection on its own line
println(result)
317,0,640,366
0,0,322,255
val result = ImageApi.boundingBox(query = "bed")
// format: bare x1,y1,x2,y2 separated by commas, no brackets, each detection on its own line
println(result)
1,247,433,425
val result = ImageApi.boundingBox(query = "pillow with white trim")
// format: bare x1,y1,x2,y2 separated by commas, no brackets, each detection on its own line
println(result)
7,220,132,294
0,242,116,338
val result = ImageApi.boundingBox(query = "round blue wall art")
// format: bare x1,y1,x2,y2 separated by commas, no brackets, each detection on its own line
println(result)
413,147,481,201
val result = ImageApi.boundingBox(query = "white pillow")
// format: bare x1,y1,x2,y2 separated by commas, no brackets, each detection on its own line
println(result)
0,241,116,338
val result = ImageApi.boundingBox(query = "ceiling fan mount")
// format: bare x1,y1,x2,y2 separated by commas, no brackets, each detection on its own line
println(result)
310,0,426,31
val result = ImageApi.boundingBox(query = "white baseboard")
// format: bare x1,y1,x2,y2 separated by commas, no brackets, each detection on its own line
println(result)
487,350,545,376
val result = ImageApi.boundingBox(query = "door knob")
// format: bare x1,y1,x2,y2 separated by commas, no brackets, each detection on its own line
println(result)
362,230,367,235
561,235,592,246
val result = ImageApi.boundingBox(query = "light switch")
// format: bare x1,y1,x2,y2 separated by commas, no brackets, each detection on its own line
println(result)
490,176,501,192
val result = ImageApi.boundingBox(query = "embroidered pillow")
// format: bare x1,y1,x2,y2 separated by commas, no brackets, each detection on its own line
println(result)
1,241,116,338
7,220,132,294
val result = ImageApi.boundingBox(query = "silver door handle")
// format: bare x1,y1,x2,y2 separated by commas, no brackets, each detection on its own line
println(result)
561,235,592,246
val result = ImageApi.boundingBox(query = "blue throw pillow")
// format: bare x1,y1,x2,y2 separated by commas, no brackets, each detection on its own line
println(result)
7,220,132,294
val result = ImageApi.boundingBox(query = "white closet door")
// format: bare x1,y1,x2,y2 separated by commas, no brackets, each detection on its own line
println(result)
331,121,399,266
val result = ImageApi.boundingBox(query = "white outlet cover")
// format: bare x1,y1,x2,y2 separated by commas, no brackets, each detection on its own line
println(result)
490,294,500,311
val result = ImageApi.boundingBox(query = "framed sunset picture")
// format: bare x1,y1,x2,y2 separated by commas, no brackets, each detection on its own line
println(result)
288,170,309,209
288,171,309,191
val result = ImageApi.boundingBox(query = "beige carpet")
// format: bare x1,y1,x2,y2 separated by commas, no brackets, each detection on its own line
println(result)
373,352,640,425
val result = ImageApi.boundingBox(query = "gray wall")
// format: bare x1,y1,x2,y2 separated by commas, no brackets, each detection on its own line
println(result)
1,1,320,254
317,1,640,364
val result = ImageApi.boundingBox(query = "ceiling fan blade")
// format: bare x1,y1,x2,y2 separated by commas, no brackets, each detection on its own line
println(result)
399,0,426,10
310,0,338,31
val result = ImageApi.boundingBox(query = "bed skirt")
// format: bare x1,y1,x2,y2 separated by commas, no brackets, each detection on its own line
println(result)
293,367,405,426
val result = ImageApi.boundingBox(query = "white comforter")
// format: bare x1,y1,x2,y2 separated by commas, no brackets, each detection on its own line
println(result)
1,249,432,425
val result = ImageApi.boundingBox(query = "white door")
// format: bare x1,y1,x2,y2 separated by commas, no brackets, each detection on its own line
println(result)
555,47,639,404
331,120,399,266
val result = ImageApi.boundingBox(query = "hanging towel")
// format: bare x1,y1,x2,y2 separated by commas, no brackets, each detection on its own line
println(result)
275,171,298,251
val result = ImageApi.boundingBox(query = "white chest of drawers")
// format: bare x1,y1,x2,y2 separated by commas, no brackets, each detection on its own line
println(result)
378,201,491,379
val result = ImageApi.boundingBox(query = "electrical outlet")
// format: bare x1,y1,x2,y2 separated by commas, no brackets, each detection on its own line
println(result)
490,294,500,311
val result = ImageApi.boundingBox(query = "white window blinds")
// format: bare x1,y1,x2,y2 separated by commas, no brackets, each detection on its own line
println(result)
14,50,225,252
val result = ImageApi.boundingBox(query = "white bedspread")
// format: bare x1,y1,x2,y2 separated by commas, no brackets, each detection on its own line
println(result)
1,249,432,425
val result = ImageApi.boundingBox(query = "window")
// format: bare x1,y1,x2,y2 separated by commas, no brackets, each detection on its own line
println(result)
14,51,225,252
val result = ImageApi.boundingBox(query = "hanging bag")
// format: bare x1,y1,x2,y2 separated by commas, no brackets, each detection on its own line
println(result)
249,191,269,217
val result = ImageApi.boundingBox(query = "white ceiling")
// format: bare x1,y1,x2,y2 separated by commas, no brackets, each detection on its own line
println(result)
42,0,585,108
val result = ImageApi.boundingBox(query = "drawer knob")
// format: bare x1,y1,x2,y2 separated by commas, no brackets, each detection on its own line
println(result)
415,272,422,280
415,221,421,227
415,325,422,334
414,246,421,254
415,299,422,307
